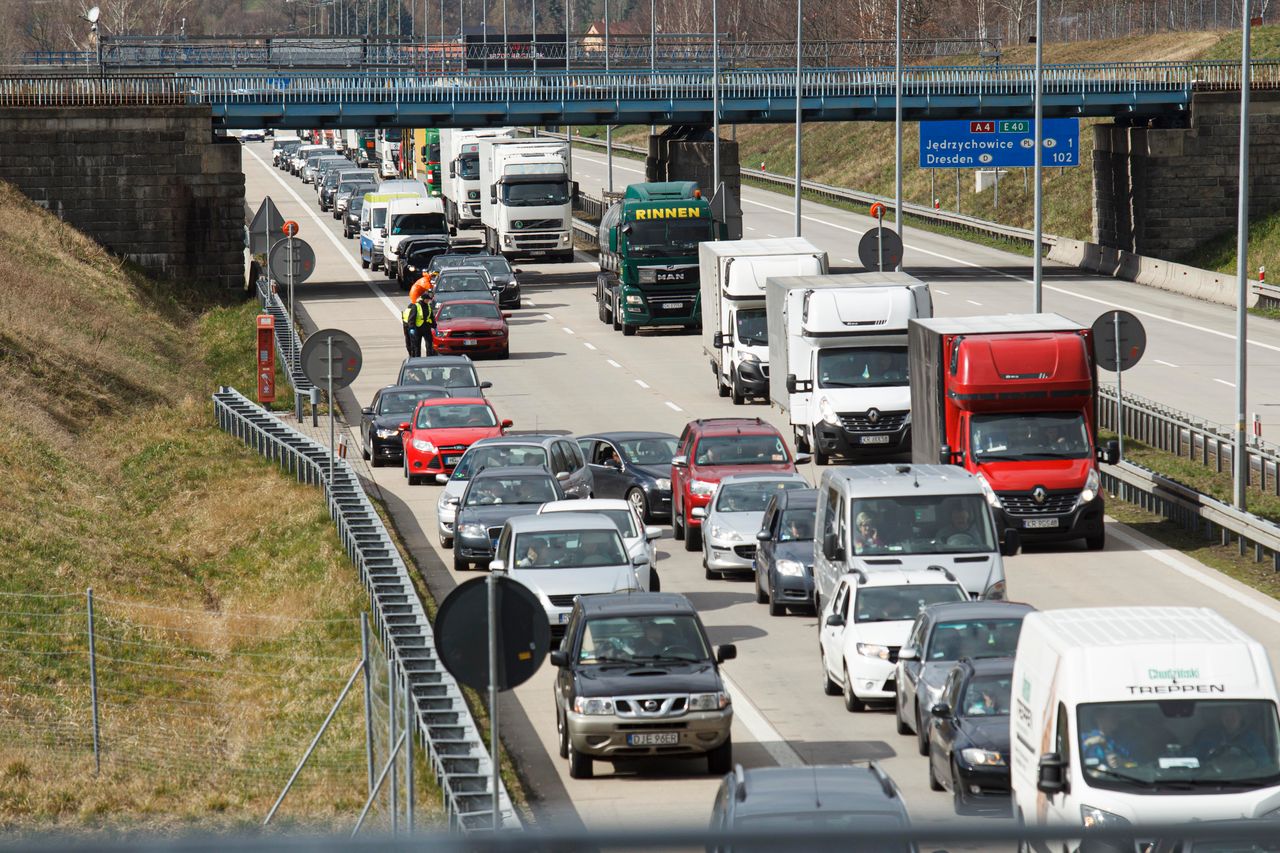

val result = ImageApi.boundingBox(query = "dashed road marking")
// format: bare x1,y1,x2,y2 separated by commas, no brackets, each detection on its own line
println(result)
966,299,983,306
935,289,950,295
1214,378,1237,387
1155,359,1179,368
635,379,650,389
583,342,597,350
665,401,683,412
607,359,622,368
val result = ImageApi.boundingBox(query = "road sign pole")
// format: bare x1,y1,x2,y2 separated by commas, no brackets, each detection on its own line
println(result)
361,612,374,797
1234,3,1253,511
711,0,720,197
327,335,335,484
1114,311,1124,460
877,207,884,272
487,570,500,830
793,0,802,238
893,0,903,271
287,236,296,371
1032,0,1045,312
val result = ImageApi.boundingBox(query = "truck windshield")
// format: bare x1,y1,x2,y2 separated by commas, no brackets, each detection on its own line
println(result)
1077,700,1280,791
626,219,712,256
391,213,447,235
502,180,569,207
736,309,768,345
969,412,1090,462
458,154,480,179
851,495,996,555
816,346,909,389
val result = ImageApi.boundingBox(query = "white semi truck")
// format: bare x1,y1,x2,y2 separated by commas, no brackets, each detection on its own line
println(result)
440,127,515,230
478,138,574,262
765,272,932,465
698,238,827,405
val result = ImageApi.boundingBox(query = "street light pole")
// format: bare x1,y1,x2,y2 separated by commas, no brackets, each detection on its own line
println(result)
893,0,903,270
1032,0,1045,311
649,0,656,137
1234,3,1253,509
605,0,613,191
712,0,720,197
793,0,802,237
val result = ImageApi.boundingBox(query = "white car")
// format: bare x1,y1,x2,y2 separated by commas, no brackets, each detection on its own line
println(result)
434,437,556,548
490,513,653,628
818,568,968,712
537,498,662,587
697,473,809,580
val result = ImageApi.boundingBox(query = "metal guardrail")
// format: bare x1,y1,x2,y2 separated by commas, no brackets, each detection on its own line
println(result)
211,386,517,831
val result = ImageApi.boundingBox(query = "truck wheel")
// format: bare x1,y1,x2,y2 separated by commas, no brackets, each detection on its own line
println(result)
361,257,369,269
731,371,746,405
1086,530,1106,551
706,736,732,775
622,323,636,337
557,250,575,263
611,295,622,331
717,378,730,398
794,430,810,453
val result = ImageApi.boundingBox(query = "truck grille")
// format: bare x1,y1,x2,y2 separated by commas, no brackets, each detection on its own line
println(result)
513,234,561,249
511,218,562,230
999,490,1079,516
649,297,697,319
614,695,688,717
838,410,908,433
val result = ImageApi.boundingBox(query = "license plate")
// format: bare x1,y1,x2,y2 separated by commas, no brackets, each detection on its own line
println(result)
860,435,892,444
444,455,461,466
626,732,678,746
463,339,477,346
1024,517,1060,529
661,302,682,309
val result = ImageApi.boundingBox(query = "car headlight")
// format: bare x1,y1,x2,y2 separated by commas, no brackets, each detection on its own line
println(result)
411,439,437,453
960,748,1006,766
710,525,743,543
856,643,892,660
740,352,760,364
655,477,671,491
625,294,644,305
459,523,487,538
976,473,1000,508
776,559,805,577
819,397,840,426
1080,467,1101,505
573,696,615,715
376,428,400,439
688,691,731,711
1081,805,1130,829
690,480,716,497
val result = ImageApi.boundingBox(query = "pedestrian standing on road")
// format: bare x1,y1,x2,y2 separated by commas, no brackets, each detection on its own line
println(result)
410,270,432,304
420,295,436,356
402,298,427,358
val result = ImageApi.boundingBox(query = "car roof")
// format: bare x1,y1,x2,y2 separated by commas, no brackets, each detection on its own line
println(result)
731,765,905,821
718,473,808,487
416,396,487,407
469,434,560,447
507,513,619,534
847,569,965,589
578,592,697,617
377,383,451,396
438,299,500,307
402,355,477,367
690,417,781,437
922,601,1036,622
472,465,554,480
578,431,677,442
540,498,630,513
776,488,818,509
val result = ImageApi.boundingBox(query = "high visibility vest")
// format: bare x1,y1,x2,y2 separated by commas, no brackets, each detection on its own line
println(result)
402,302,426,329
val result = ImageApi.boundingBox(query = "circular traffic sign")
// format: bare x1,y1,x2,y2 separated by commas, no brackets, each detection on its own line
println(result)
300,328,363,389
869,202,885,220
1092,310,1147,373
857,226,904,271
434,576,551,692
268,238,316,285
282,220,300,237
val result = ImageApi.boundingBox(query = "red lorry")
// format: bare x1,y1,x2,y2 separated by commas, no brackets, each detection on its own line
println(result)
908,314,1119,550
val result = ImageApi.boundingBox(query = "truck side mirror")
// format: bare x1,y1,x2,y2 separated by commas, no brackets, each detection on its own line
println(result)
1000,529,1021,557
571,181,579,202
1036,752,1068,795
715,644,737,663
490,185,497,202
712,332,725,349
786,374,798,394
822,531,844,562
449,163,455,178
1100,440,1120,465
939,444,952,465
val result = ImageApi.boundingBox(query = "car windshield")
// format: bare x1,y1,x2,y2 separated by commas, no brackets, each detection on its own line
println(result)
778,509,815,542
501,180,569,207
816,346,909,389
927,620,1023,662
854,585,967,623
438,302,501,321
736,308,768,346
470,257,513,277
513,529,627,569
378,390,444,415
595,509,639,538
429,255,474,272
464,475,558,506
960,674,1013,717
458,154,480,179
451,445,548,480
970,412,1092,462
349,199,364,214
618,437,677,466
400,364,480,388
578,614,711,664
392,213,447,235
338,182,370,195
625,217,712,256
694,435,789,466
436,273,491,292
415,403,496,430
850,495,997,556
1077,700,1280,791
715,480,806,512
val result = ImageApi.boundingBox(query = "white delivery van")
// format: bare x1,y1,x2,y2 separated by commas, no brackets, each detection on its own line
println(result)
813,464,1013,608
1012,607,1280,838
382,196,450,277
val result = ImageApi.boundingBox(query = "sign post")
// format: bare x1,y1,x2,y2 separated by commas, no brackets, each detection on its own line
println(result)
300,329,363,484
1092,310,1147,461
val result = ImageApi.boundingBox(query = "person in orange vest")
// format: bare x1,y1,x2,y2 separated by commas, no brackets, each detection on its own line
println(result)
409,269,432,304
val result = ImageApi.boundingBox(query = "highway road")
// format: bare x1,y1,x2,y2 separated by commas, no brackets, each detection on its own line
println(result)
241,141,1280,840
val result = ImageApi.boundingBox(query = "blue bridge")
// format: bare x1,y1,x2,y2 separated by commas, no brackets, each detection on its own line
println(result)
3,62,1276,128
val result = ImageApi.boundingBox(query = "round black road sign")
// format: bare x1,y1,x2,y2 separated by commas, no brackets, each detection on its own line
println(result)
434,576,551,692
300,328,363,390
1092,310,1147,372
857,227,904,271
268,237,316,285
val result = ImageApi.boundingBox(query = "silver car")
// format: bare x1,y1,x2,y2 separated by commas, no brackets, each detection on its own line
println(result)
434,436,560,548
698,473,809,579
537,499,662,586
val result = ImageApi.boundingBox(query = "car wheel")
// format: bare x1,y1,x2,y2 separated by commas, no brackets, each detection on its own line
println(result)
768,593,784,618
917,707,931,756
568,741,593,779
361,258,369,269
755,572,768,604
408,473,422,486
673,506,685,541
440,532,453,549
842,664,866,712
896,700,913,735
649,569,660,592
684,522,700,551
626,488,648,523
706,735,732,775
453,554,469,573
821,649,840,696
1086,529,1106,550
951,760,969,812
362,436,372,460
703,556,715,581
557,708,569,759
928,755,944,792
731,371,745,405
498,347,510,360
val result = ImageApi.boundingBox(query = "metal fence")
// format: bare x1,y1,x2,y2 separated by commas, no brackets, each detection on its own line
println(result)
212,387,516,831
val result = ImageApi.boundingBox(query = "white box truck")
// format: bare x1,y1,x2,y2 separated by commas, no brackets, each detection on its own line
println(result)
478,138,574,262
1012,607,1280,833
698,238,828,405
765,272,932,465
441,127,515,230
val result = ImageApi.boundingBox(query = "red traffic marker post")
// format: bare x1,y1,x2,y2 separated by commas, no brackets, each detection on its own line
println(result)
282,220,300,238
256,314,276,404
869,203,887,271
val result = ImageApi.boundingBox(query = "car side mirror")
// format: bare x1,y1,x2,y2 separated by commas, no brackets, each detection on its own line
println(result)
480,381,493,390
1101,440,1120,465
361,406,373,415
1000,529,1021,557
501,418,514,428
447,496,460,505
897,646,919,662
488,558,506,573
825,613,845,628
549,649,567,667
1037,752,1068,795
931,702,952,719
712,332,725,349
502,312,512,320
449,226,458,237
794,453,811,466
671,455,688,468
645,526,661,541
822,531,844,562
691,506,707,519
514,268,524,274
756,530,770,541
631,553,649,567
715,644,737,663
435,474,449,484
398,422,411,432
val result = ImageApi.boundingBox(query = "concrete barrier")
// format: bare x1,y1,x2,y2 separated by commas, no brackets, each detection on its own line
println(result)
1049,238,1260,309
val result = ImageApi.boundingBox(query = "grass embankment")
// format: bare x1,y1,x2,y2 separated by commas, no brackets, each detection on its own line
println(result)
0,182,427,833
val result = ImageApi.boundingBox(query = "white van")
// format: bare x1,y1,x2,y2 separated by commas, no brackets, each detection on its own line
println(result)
1012,607,1280,838
813,464,1014,609
359,192,420,270
383,197,450,276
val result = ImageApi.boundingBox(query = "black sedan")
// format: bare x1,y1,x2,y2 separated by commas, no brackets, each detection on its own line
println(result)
576,432,677,522
451,466,565,572
397,237,453,291
753,488,817,616
344,197,364,239
926,656,1015,816
359,384,453,466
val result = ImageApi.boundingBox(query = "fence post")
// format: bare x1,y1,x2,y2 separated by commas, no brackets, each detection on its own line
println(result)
404,670,415,833
361,613,374,797
86,587,101,775
388,652,398,835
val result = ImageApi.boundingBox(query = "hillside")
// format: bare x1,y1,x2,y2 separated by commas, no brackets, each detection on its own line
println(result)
0,182,384,832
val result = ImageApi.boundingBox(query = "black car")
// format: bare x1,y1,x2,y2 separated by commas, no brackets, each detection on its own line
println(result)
359,384,452,467
455,253,523,309
551,592,736,779
396,355,491,398
452,466,565,572
926,656,1015,816
711,763,914,847
397,237,453,290
576,431,677,522
344,197,364,238
753,488,817,617
333,180,376,220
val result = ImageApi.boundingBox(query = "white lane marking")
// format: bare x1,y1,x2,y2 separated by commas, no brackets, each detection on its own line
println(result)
935,289,950,295
720,672,804,768
543,313,554,320
635,379,650,389
583,342,597,351
746,226,757,231
766,233,779,238
1107,524,1280,627
966,299,983,306
665,401,683,412
562,326,575,335
1214,378,1237,387
607,359,621,368
842,258,857,264
1155,359,1180,368
244,146,401,320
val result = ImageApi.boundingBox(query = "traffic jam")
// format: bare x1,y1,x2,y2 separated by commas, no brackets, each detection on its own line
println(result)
263,129,1280,838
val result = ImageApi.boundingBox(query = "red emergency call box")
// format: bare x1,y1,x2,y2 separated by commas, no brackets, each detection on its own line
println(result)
256,314,276,404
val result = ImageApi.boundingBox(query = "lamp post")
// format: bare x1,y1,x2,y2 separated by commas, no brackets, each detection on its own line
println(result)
712,0,720,197
606,0,613,192
793,0,802,236
649,0,656,137
893,0,903,270
1032,0,1045,311
1234,3,1253,510
565,0,573,179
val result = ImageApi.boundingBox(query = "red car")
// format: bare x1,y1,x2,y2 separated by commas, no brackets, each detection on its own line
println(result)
400,397,512,484
430,299,510,359
671,417,807,552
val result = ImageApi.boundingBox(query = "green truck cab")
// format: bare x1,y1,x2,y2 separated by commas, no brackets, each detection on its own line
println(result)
595,182,720,336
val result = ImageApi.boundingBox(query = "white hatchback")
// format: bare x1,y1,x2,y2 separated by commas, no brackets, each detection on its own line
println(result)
537,499,662,588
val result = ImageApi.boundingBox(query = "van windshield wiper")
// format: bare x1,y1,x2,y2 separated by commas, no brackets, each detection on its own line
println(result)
1089,765,1160,788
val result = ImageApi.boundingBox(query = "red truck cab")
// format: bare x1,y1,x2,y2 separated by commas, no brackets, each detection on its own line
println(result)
671,417,808,552
909,315,1119,550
